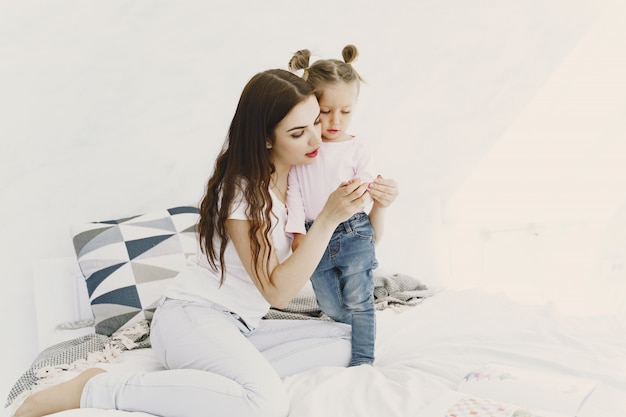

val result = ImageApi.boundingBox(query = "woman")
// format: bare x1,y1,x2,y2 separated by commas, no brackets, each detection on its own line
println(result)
14,69,398,417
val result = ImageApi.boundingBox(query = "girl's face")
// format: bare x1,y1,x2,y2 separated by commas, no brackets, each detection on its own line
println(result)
317,81,358,142
271,94,322,170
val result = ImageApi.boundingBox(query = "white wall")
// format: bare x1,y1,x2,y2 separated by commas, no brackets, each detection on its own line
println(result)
1,0,621,402
442,0,626,313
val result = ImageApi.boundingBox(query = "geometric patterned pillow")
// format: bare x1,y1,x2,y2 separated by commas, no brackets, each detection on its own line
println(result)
70,206,200,336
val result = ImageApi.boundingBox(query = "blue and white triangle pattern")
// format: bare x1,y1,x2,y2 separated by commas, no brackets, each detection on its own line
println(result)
70,206,200,336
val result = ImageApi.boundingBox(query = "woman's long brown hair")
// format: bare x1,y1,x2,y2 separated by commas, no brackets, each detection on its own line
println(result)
198,69,314,285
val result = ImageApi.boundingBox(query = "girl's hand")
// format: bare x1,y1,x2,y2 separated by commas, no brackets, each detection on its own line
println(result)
368,175,398,208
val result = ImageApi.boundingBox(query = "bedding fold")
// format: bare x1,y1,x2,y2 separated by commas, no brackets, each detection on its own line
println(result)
265,270,432,320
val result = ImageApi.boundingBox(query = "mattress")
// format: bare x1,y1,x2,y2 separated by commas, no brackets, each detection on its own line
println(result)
4,287,625,417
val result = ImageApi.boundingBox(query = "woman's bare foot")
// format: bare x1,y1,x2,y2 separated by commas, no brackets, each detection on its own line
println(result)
13,368,106,417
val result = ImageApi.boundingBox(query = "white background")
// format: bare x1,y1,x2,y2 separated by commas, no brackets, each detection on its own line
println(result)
1,0,625,402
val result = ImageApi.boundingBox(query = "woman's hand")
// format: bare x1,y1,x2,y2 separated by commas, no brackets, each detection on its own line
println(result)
229,179,369,308
316,178,370,226
368,175,398,208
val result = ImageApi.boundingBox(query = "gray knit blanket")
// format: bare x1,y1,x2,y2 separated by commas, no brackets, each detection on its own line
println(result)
6,271,431,408
264,270,432,320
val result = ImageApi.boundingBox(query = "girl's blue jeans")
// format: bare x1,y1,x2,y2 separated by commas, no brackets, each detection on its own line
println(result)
306,211,378,366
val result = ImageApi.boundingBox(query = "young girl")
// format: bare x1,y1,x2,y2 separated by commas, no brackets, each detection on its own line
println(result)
286,45,395,366
12,68,398,417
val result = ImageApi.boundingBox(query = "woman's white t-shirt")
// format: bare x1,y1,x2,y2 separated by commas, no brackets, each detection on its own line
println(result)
163,188,292,330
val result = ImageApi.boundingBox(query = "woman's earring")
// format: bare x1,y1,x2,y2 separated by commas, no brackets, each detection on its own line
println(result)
266,142,272,149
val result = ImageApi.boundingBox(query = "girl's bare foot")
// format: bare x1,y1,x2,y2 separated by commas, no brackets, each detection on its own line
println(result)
13,368,106,417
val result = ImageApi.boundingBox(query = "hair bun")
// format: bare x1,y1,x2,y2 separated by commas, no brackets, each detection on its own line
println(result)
289,49,312,71
341,45,358,64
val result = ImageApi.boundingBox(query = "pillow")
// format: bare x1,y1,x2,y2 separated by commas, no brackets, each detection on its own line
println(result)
70,206,200,336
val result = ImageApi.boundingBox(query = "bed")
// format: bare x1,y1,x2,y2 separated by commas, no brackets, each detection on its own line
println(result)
3,205,626,417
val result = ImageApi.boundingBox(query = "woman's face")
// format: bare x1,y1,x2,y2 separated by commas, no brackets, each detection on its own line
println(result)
271,95,322,170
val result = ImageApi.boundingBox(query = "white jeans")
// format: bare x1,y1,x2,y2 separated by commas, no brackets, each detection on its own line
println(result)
81,298,352,417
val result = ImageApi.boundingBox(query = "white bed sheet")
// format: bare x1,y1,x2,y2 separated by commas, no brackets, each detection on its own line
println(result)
4,289,625,417
282,290,626,417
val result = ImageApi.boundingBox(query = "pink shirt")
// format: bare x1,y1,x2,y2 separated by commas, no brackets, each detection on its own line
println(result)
286,136,375,234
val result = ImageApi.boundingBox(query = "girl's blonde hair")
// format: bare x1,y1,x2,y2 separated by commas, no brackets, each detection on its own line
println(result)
288,44,363,98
